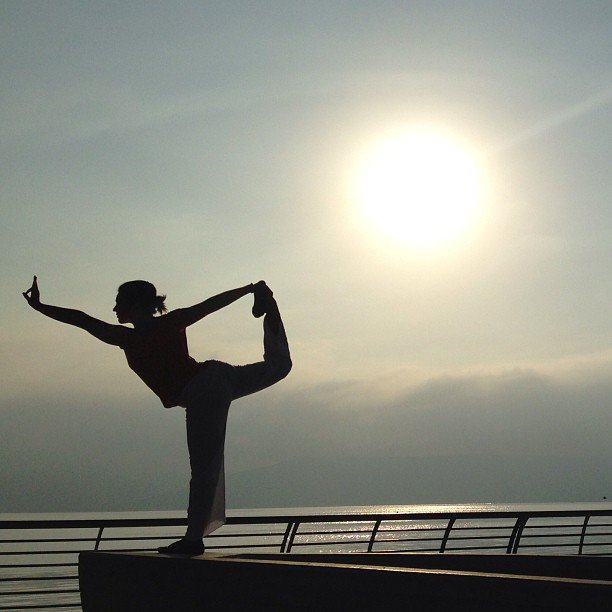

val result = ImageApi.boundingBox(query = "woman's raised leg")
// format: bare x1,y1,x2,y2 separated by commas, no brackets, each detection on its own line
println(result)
232,303,292,400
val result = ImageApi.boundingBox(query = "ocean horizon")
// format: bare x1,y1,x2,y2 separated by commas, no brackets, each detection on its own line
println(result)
3,499,612,522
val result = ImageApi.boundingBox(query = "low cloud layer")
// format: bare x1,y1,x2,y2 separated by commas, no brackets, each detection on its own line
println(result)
2,357,612,511
229,363,612,466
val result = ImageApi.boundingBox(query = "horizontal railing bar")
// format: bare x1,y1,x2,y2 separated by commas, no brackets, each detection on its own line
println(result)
192,532,286,538
290,534,375,541
444,545,515,551
431,531,514,538
445,544,511,550
1,589,80,596
514,542,599,549
292,539,440,550
208,532,288,538
220,531,369,540
0,531,289,545
457,525,578,531
289,541,370,547
0,604,81,610
374,539,508,548
0,525,596,554
377,527,448,533
374,535,474,544
447,544,515,550
114,543,283,552
534,542,612,549
391,543,515,552
292,533,371,540
521,527,584,532
0,532,320,543
0,551,84,557
373,546,443,553
0,577,77,583
444,534,515,540
0,538,100,544
4,508,612,531
428,536,512,543
204,542,284,548
517,535,583,540
241,509,612,522
287,542,371,548
378,525,513,533
0,563,78,569
446,533,581,542
0,528,581,545
0,537,168,545
290,528,373,535
0,519,187,530
2,538,610,555
283,544,372,550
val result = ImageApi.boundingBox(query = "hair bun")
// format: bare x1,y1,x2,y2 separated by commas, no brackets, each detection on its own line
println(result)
155,294,168,314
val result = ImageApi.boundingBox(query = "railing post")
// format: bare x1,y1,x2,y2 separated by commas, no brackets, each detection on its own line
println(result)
280,522,294,553
283,521,301,553
94,527,105,551
578,514,591,555
440,517,456,553
507,515,527,554
367,520,382,552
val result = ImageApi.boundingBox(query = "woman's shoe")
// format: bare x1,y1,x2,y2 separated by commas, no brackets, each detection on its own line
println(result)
157,538,204,556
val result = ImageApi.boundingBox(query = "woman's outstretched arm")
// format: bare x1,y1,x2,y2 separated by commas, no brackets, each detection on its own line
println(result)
23,276,129,346
171,284,255,328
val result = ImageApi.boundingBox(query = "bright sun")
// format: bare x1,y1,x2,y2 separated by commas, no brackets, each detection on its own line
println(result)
356,130,484,250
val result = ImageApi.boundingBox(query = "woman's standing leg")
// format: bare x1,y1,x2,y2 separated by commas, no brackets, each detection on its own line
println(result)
184,379,232,541
158,364,233,555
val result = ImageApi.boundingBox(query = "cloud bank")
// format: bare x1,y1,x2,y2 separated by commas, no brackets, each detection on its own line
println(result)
3,353,612,512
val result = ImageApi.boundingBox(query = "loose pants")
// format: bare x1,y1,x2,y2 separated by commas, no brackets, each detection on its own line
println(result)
177,319,291,538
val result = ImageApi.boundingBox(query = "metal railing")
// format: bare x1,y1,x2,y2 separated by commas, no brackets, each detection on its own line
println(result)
2,507,612,610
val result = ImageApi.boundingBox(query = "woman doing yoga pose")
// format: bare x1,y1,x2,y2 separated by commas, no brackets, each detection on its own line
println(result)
22,276,291,555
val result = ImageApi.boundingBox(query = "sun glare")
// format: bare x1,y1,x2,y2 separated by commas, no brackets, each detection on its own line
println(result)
356,130,484,250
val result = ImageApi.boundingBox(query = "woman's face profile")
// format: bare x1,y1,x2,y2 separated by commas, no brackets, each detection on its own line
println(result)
113,294,134,324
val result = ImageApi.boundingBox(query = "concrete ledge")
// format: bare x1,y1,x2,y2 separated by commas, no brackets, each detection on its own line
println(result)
235,552,612,581
79,551,612,611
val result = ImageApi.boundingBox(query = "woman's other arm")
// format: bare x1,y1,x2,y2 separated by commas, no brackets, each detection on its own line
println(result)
171,284,254,328
23,276,129,346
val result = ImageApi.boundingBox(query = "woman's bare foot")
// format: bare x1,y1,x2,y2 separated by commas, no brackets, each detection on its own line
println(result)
157,538,204,556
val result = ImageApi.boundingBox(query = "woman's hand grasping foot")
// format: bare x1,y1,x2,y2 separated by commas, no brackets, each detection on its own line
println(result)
23,275,41,309
251,280,274,318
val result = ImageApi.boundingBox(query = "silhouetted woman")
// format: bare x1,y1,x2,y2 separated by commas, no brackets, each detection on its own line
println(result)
23,276,291,555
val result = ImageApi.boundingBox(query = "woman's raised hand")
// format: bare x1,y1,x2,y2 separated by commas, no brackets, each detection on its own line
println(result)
23,275,41,308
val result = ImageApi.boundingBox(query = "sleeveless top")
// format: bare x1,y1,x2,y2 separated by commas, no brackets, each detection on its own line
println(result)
120,313,199,408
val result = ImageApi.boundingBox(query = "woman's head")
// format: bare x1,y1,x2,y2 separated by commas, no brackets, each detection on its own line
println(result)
114,280,167,322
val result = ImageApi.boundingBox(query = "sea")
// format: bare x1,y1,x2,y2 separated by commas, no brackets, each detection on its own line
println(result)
2,502,611,610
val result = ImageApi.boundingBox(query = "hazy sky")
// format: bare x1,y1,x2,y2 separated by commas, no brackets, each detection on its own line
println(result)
3,1,612,511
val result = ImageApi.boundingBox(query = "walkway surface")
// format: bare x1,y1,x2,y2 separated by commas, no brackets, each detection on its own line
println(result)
79,551,612,610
